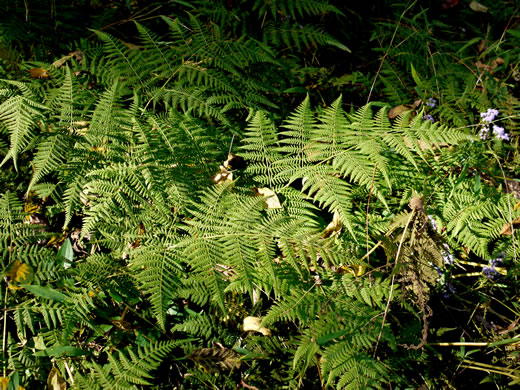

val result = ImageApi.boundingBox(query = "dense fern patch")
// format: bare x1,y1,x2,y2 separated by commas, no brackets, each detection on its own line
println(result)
0,1,519,388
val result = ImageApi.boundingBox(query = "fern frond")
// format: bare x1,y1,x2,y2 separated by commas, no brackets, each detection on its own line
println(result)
0,95,47,169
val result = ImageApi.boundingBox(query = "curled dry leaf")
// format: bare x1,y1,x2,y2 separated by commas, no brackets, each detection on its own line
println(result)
322,210,341,238
47,367,67,390
499,217,520,236
243,316,271,336
28,68,50,79
388,104,413,120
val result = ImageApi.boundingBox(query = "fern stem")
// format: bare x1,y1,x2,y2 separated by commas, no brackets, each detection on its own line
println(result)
493,152,518,264
429,342,489,346
366,0,417,103
459,360,520,380
374,209,416,356
2,287,7,377
365,165,377,271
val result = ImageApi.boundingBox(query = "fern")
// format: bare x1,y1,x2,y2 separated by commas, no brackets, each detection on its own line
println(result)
75,341,180,390
0,92,47,169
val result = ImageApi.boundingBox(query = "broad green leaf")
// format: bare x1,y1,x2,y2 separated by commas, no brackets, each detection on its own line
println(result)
21,285,67,302
58,238,73,262
34,345,88,357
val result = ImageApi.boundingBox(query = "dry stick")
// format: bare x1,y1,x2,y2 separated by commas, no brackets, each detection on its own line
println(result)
494,155,518,264
459,360,520,380
366,0,417,104
2,288,7,377
373,209,416,356
429,342,489,347
365,165,377,273
64,361,75,385
364,0,415,275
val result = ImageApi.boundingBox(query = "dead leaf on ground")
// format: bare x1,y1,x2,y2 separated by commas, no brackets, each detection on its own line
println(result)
47,367,67,390
388,104,413,119
476,58,504,75
500,216,520,235
28,68,50,79
189,347,241,372
243,316,271,336
254,187,282,209
322,210,341,238
469,1,488,13
3,260,34,290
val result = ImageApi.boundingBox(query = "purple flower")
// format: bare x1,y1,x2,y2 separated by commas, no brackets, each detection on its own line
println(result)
483,266,499,279
442,282,456,298
480,108,499,123
492,125,510,141
426,98,437,108
422,114,435,123
479,125,490,140
483,256,504,280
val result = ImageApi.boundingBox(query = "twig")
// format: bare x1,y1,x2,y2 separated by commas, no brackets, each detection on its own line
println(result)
366,0,417,103
373,209,416,356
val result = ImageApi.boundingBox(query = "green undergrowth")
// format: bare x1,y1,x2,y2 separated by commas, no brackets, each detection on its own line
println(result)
0,1,519,388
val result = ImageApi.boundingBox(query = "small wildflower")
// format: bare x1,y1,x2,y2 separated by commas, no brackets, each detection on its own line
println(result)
480,108,499,123
441,244,454,265
442,282,456,298
482,265,499,279
428,215,437,231
492,125,510,141
426,98,437,108
483,256,504,280
422,114,435,123
479,125,489,140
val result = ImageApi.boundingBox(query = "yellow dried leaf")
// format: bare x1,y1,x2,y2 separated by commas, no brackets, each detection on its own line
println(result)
28,68,50,79
47,367,67,390
4,260,34,289
337,264,366,277
254,188,282,209
469,1,488,12
243,316,271,336
0,377,26,390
